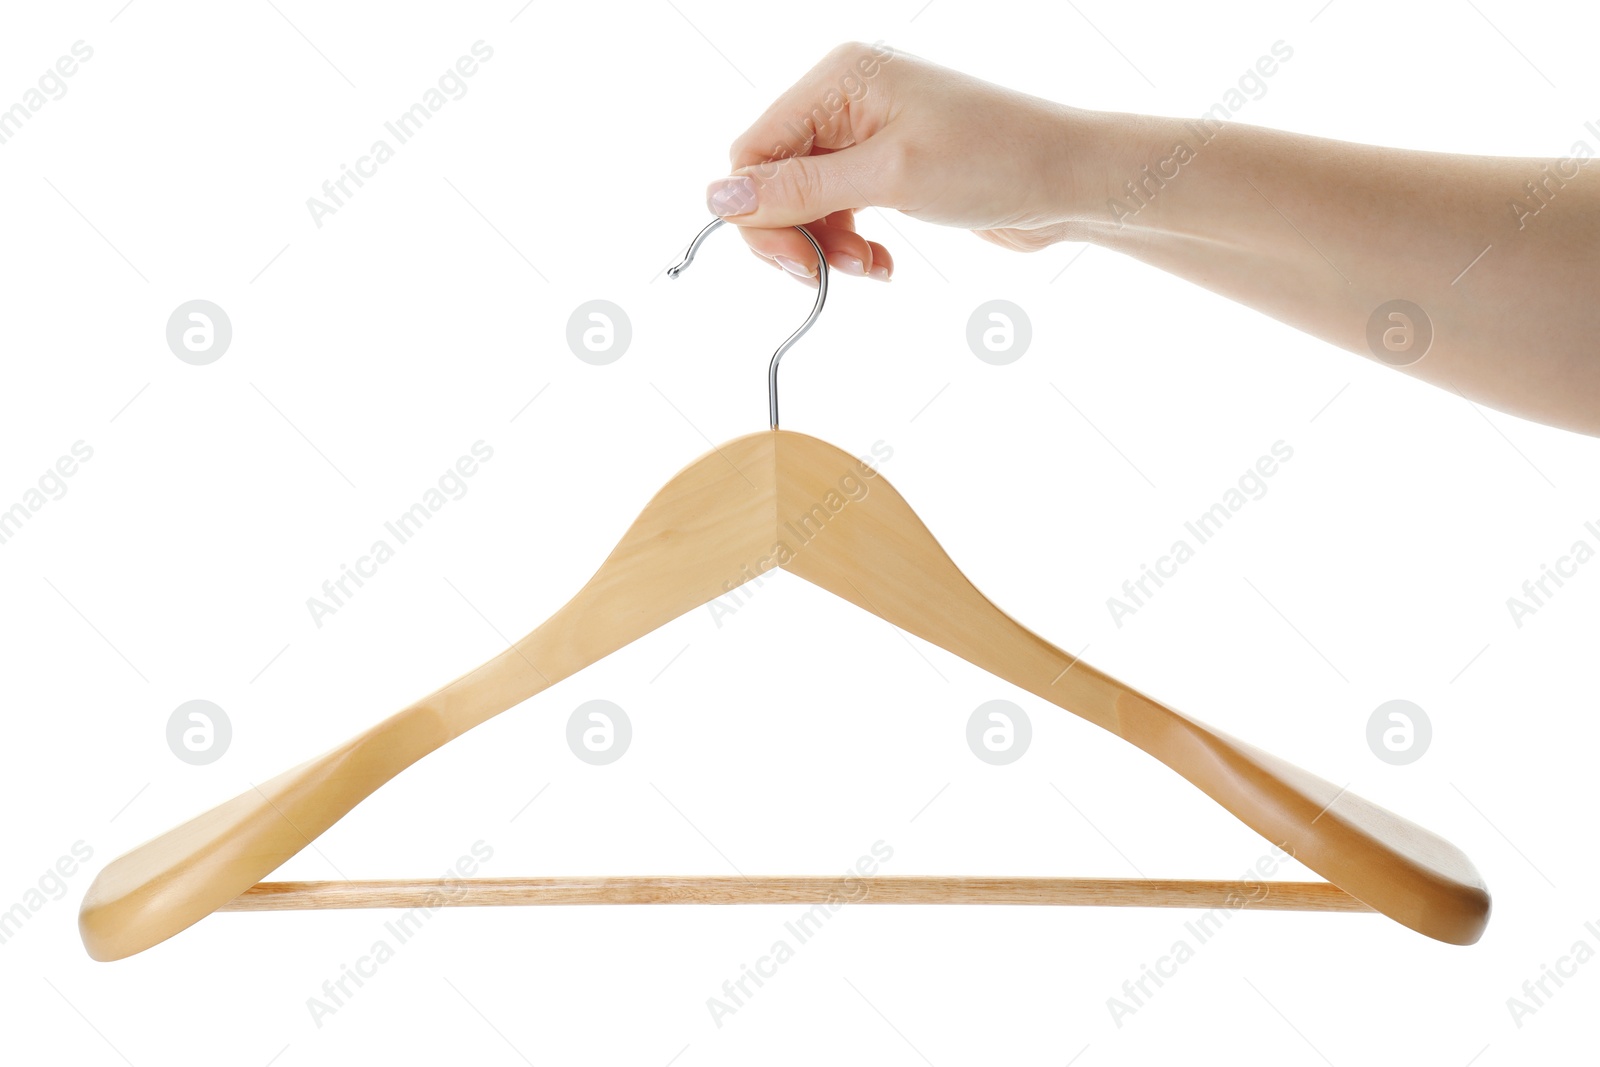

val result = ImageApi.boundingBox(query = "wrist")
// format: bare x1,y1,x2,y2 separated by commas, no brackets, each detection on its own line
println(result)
1051,107,1136,241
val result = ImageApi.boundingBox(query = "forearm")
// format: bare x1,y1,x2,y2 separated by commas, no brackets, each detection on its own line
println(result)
1066,110,1600,434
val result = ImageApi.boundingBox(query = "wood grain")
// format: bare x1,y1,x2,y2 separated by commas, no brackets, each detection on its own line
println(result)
80,433,778,962
222,877,1373,912
774,430,1489,946
80,429,1487,960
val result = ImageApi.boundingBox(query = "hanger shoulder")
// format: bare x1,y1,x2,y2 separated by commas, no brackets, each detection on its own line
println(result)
80,432,779,961
772,430,1489,945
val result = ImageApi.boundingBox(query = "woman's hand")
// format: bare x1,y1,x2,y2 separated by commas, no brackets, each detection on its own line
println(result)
708,43,1600,435
707,42,1105,283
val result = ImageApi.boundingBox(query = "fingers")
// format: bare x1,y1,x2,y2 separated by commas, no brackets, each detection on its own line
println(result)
712,43,904,284
864,240,893,281
706,140,893,229
728,42,897,170
744,215,865,274
740,217,894,283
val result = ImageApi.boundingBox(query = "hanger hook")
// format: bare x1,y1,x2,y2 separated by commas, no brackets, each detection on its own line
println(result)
666,217,829,430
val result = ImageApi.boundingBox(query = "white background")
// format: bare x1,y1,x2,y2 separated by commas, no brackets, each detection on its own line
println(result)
2,1,1597,1063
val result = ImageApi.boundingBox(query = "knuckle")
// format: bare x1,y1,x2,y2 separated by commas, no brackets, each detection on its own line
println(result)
784,160,826,213
827,40,891,81
876,137,915,194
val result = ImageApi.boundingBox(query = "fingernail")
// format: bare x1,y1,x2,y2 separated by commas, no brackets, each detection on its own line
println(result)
707,176,757,217
869,265,891,281
774,255,817,278
833,255,865,276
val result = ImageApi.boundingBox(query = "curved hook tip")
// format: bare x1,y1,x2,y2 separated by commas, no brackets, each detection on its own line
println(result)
665,216,829,429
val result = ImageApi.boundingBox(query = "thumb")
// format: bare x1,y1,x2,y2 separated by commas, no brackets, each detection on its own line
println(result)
707,144,887,227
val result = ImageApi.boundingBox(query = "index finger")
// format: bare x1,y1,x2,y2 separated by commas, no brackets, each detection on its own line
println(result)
729,41,898,172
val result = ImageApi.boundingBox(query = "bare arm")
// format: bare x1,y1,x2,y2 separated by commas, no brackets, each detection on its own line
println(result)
711,44,1600,435
1077,112,1600,432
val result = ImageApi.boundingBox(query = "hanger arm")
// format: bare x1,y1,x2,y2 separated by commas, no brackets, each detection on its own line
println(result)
79,433,780,961
772,430,1489,945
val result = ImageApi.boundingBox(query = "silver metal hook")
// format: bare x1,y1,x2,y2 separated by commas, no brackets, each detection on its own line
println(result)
666,216,829,430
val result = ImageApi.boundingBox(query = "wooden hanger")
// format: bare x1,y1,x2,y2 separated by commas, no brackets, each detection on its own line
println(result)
79,220,1489,961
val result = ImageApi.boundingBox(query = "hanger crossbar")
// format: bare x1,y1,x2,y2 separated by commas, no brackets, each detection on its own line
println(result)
220,876,1372,913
